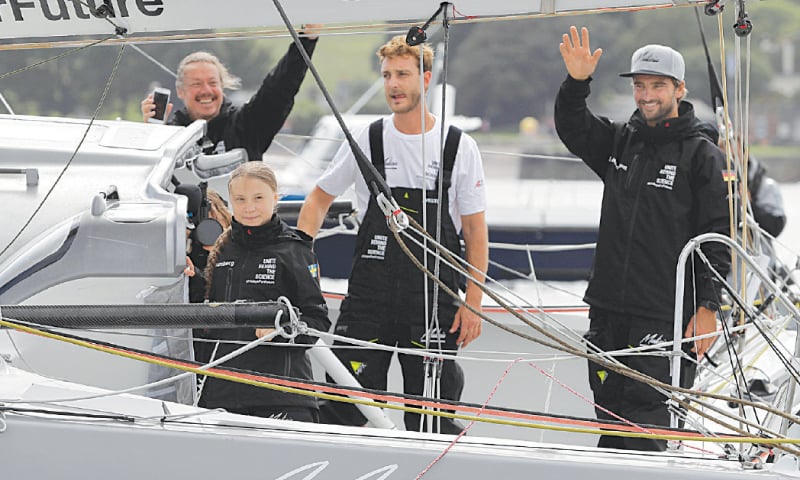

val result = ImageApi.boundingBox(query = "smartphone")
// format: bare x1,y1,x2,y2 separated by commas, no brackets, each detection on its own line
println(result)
148,87,170,124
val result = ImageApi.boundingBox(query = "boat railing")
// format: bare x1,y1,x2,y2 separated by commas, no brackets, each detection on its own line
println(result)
671,232,800,434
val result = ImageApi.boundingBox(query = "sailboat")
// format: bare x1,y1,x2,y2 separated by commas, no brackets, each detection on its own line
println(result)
2,1,800,478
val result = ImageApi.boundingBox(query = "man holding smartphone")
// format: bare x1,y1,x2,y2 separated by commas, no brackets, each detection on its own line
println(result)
141,25,320,162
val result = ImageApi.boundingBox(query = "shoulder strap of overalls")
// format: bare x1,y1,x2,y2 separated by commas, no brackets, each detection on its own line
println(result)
369,120,463,186
442,125,462,189
368,119,386,178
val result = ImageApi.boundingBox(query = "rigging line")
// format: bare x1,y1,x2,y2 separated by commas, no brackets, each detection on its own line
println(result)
0,3,708,53
0,34,116,81
75,0,126,33
0,92,14,115
397,225,589,347
695,244,800,384
718,301,763,432
668,353,794,450
669,406,723,454
417,39,433,359
268,0,396,209
403,236,599,358
416,356,516,480
128,43,177,77
268,138,302,159
681,395,793,454
483,150,581,162
397,220,602,350
0,314,751,443
425,233,729,368
273,129,582,164
323,326,703,366
417,4,454,430
0,315,280,404
749,317,800,389
715,12,743,321
2,328,36,374
691,250,800,406
527,358,657,440
0,4,712,52
687,252,752,420
447,3,702,26
5,316,797,448
0,38,126,261
0,27,409,52
398,227,800,432
275,131,580,164
489,241,596,252
734,22,750,321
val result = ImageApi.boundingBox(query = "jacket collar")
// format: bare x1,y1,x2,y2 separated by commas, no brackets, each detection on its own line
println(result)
629,100,703,144
230,215,301,247
171,98,233,128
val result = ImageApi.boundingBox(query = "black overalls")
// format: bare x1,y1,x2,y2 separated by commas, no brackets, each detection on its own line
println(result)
320,119,466,433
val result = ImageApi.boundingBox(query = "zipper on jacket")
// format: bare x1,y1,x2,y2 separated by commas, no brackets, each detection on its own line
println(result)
624,153,640,191
621,147,646,307
224,267,234,302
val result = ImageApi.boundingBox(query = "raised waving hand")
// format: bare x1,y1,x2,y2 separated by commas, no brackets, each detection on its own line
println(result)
559,26,603,81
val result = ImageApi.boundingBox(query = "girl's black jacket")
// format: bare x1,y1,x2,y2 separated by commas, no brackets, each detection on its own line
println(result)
554,75,731,323
199,215,330,411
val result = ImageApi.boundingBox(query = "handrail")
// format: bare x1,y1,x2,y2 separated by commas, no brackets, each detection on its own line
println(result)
670,232,800,435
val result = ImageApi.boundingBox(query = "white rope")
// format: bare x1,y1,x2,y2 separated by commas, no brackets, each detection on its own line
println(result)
0,92,14,115
128,43,177,77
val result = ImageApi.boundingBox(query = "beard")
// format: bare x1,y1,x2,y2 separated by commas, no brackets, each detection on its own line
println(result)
387,89,422,114
637,97,679,125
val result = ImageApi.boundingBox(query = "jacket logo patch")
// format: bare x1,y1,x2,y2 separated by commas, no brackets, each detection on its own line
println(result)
361,234,387,261
639,332,667,349
609,156,628,171
350,360,366,376
246,257,276,285
308,263,319,278
647,164,676,190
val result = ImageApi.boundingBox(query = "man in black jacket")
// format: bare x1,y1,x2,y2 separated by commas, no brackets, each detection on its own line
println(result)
141,26,319,162
555,26,731,451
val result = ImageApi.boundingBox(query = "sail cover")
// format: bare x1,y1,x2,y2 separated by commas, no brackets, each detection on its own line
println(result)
0,0,703,41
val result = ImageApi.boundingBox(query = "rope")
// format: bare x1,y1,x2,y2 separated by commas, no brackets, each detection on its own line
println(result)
0,35,117,81
0,37,126,261
6,312,800,450
387,218,800,448
416,357,517,479
0,2,710,52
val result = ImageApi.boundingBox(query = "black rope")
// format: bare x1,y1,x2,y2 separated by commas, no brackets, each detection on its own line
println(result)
267,0,394,205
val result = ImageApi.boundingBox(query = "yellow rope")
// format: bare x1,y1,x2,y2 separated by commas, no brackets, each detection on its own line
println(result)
3,316,797,446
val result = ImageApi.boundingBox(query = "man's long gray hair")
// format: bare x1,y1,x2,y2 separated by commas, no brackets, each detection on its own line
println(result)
176,51,242,90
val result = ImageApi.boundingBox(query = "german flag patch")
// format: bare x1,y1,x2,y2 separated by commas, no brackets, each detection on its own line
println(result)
722,170,736,182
